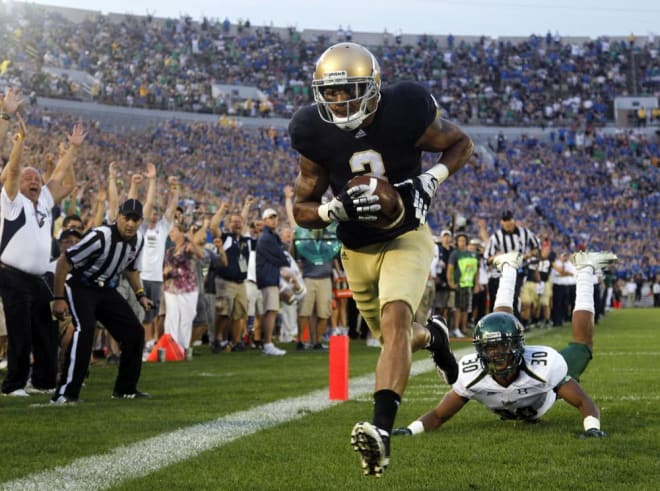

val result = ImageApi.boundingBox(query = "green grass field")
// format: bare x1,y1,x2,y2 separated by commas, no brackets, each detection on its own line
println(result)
1,308,659,490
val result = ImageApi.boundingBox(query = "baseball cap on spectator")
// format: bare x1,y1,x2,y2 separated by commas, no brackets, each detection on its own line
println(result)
262,208,278,219
119,199,143,220
501,210,514,221
440,229,452,237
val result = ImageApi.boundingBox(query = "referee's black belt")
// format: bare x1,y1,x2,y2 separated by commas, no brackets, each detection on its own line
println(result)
70,277,118,289
0,262,45,279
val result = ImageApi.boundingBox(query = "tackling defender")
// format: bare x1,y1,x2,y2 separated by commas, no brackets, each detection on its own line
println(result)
288,42,473,476
394,251,617,438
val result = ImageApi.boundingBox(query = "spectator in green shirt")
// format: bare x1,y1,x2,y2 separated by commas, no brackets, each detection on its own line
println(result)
446,233,478,338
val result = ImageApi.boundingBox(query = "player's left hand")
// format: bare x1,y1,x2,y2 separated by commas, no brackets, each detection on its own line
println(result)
579,428,607,439
392,427,413,436
394,172,438,225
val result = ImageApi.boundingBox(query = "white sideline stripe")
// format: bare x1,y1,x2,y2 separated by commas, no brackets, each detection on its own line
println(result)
3,344,481,491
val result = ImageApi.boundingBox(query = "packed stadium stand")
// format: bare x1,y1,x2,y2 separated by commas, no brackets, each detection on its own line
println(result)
0,2,658,281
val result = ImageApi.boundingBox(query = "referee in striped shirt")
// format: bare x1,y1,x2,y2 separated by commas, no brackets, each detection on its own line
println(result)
484,210,540,322
51,199,153,404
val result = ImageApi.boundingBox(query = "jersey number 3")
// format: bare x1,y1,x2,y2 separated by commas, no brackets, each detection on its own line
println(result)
349,150,385,177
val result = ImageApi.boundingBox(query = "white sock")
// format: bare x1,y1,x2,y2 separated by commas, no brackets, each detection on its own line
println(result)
574,268,595,314
493,263,517,311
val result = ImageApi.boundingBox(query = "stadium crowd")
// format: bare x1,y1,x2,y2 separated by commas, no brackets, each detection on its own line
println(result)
1,4,659,125
8,103,656,281
1,104,654,386
0,6,657,398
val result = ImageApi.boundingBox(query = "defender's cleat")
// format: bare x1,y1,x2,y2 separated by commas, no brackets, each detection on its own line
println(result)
493,251,523,272
426,315,459,385
351,422,390,477
572,251,618,273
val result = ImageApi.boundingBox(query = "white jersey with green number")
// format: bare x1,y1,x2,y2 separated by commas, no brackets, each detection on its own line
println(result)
453,346,569,421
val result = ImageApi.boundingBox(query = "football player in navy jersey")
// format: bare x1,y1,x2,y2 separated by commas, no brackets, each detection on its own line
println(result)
289,42,474,477
393,251,616,440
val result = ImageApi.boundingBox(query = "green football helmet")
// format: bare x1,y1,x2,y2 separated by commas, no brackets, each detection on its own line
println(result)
473,312,525,377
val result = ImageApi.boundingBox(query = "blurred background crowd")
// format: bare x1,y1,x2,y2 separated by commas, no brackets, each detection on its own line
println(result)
7,108,655,280
1,3,659,125
0,3,657,372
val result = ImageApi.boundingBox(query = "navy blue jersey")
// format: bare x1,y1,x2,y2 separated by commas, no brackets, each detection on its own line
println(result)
289,81,437,249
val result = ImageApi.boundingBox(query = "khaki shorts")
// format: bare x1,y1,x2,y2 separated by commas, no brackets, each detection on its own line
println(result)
215,279,248,320
521,281,539,306
261,286,280,312
246,281,263,317
298,277,333,319
341,225,434,340
539,279,552,307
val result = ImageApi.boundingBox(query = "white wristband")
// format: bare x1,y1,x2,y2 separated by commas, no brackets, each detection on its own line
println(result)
407,420,425,435
317,202,332,223
583,416,601,431
426,163,449,184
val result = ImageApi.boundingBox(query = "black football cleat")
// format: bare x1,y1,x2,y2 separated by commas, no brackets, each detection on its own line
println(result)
351,422,390,477
425,315,459,385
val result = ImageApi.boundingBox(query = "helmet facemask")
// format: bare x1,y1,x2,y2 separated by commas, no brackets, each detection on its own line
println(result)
473,312,525,378
475,338,524,377
313,79,380,130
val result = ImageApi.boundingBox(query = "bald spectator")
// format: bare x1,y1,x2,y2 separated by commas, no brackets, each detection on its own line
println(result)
1,119,86,396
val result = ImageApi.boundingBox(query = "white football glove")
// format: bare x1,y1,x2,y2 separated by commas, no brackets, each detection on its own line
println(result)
318,184,381,223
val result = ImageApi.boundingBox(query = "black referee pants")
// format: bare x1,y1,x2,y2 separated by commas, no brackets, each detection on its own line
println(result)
55,286,145,399
552,284,568,326
0,267,58,393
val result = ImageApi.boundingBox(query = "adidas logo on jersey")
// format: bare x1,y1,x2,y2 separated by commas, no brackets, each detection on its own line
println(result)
354,129,367,139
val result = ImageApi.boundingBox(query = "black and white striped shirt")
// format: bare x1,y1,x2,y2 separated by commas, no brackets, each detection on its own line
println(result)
485,226,540,269
66,223,144,288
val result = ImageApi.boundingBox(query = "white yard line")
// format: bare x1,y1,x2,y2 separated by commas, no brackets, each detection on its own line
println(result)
3,348,474,490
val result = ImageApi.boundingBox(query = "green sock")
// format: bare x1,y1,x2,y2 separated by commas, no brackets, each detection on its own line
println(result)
560,342,593,381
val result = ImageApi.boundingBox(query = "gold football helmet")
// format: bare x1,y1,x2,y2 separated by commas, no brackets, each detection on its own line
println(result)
312,42,381,130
